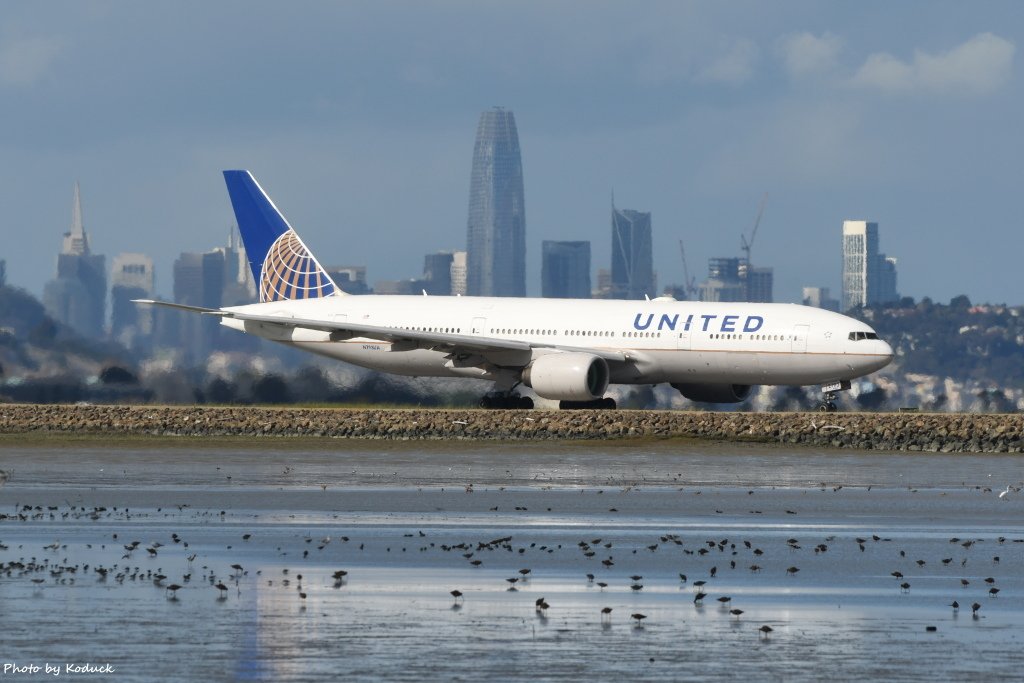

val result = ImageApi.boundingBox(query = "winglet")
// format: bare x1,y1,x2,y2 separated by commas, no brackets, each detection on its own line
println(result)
223,170,340,302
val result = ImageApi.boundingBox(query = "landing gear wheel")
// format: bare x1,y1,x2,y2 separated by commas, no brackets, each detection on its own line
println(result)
818,401,837,413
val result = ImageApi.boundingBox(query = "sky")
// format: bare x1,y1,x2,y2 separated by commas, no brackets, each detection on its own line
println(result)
1,1,1022,305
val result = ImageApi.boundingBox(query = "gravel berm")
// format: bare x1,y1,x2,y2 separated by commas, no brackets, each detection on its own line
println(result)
2,404,1022,453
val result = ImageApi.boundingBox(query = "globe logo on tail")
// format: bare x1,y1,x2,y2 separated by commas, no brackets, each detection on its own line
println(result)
260,229,336,302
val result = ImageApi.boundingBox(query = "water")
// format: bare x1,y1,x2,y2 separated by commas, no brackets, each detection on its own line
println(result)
0,439,1021,681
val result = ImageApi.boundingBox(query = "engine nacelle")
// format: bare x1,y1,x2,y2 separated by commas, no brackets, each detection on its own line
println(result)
522,353,609,401
672,382,753,404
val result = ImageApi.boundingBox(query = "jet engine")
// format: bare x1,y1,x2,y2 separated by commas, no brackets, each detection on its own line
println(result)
522,353,609,401
672,383,753,404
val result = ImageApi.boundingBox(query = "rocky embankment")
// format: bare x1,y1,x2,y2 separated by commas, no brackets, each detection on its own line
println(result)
1,404,1022,453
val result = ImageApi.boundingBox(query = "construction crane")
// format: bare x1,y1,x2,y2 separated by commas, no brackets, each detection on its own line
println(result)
677,239,698,301
741,193,768,265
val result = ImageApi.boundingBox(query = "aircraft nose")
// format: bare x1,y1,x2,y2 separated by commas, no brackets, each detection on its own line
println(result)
875,340,895,370
880,340,894,364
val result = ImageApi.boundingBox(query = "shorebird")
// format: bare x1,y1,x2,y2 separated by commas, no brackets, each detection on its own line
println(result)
759,625,773,639
601,607,612,622
717,596,732,605
972,602,982,617
0,470,9,486
165,584,182,600
999,485,1010,500
693,591,707,604
989,587,1000,597
631,613,647,626
786,566,800,576
450,590,463,603
950,600,959,611
215,582,228,598
730,608,744,620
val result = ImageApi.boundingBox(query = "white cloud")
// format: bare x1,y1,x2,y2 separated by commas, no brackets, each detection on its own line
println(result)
696,39,759,85
0,36,62,86
778,32,843,78
852,32,1014,94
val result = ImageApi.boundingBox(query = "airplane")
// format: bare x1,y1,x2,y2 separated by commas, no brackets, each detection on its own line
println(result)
136,170,893,412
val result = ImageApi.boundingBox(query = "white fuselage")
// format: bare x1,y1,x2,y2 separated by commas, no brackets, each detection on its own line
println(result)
220,295,893,389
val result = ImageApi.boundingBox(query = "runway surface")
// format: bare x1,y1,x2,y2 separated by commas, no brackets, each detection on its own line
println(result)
0,439,1022,681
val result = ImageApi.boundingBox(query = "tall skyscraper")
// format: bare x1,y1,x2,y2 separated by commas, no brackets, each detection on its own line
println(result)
466,108,526,297
611,206,655,299
110,253,154,348
842,220,899,310
43,182,106,338
542,241,591,298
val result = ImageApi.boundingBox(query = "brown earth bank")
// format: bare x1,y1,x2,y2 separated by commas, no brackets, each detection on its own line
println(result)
1,404,1022,453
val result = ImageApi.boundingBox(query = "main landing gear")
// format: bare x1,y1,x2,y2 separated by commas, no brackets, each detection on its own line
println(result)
559,397,617,410
817,380,851,413
480,393,534,410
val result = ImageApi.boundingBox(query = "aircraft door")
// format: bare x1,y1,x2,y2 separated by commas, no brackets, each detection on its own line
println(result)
471,317,487,335
792,324,809,353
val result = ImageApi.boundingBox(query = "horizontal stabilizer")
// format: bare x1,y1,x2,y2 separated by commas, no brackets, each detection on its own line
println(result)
131,299,226,315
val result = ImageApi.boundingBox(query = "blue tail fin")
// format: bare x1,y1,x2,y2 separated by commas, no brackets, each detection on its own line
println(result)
223,170,339,302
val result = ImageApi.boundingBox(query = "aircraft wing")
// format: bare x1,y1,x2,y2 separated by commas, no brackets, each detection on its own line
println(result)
224,310,630,363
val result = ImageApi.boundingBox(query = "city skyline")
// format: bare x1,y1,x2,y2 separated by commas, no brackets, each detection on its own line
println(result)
1,3,1022,305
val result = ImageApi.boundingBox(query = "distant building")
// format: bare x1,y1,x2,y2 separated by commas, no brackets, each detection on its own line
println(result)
698,258,744,302
541,241,590,299
423,252,454,296
741,263,774,303
593,268,613,299
611,206,655,299
110,253,154,349
697,257,773,303
374,279,429,295
325,266,370,295
450,252,467,296
802,286,840,312
43,182,106,338
466,108,526,297
172,250,224,361
842,220,899,310
215,227,257,306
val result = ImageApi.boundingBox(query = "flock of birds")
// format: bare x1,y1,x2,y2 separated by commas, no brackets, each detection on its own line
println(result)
1,498,1018,643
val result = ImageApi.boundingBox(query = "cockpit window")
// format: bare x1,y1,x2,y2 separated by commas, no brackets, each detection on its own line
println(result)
848,331,879,341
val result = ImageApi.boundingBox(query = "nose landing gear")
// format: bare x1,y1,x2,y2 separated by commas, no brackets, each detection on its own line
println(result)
817,380,851,412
